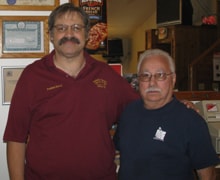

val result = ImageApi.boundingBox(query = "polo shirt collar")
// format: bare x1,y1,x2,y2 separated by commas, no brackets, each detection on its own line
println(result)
43,49,97,72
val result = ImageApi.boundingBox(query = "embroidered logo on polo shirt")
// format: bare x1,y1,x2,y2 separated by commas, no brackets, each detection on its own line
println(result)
153,127,166,141
46,84,63,91
93,79,107,88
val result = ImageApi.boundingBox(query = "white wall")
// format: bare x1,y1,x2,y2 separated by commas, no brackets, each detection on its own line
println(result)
0,1,67,179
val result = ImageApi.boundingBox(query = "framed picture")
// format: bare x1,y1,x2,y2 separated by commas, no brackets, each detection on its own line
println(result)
0,16,49,58
1,66,24,105
0,0,59,11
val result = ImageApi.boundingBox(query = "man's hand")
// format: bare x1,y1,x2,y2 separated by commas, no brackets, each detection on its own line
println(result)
181,100,200,113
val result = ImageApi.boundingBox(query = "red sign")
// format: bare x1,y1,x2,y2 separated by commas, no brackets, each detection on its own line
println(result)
109,64,123,76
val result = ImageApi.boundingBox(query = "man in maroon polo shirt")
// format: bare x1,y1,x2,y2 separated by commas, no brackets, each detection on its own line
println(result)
3,3,139,180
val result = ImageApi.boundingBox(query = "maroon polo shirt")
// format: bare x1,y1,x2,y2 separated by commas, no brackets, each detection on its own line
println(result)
3,50,139,180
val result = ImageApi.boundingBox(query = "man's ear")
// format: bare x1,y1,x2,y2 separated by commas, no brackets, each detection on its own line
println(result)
50,37,54,43
49,31,54,42
172,73,176,88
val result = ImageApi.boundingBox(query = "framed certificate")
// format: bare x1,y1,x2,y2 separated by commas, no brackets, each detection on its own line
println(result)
0,16,49,58
2,66,24,105
0,0,59,10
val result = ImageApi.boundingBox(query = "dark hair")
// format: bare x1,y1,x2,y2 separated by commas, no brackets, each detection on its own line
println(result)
48,3,90,34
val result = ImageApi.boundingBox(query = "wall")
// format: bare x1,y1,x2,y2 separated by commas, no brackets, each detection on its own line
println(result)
124,11,156,74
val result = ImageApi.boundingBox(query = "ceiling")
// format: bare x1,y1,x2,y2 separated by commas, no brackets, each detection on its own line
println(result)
107,0,156,38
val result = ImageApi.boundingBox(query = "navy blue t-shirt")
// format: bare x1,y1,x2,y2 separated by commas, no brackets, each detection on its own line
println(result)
114,97,219,180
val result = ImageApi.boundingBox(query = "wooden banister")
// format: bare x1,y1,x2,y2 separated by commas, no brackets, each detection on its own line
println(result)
189,38,220,90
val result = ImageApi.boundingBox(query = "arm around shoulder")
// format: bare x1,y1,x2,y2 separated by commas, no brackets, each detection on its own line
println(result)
6,141,26,180
196,166,216,180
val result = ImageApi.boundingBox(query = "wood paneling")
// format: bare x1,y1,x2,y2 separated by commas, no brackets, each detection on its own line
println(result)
145,25,218,91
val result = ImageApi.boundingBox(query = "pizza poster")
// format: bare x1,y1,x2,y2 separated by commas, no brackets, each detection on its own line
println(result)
71,0,107,53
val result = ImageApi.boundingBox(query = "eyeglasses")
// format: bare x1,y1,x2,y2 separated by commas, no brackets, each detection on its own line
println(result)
138,72,173,82
53,24,85,33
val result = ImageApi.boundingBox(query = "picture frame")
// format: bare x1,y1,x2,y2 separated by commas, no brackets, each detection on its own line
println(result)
0,16,49,58
1,66,25,105
0,0,59,11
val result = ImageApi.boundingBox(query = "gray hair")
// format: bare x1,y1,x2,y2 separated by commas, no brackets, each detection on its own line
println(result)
137,49,175,74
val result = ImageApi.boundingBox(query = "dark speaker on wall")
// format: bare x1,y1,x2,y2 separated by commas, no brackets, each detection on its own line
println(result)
103,38,124,62
107,38,124,57
156,0,193,27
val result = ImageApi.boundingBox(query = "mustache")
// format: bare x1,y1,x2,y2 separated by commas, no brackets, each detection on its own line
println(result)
145,87,161,93
58,37,80,46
